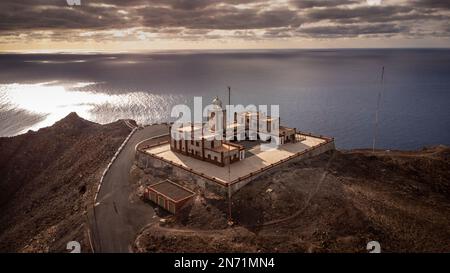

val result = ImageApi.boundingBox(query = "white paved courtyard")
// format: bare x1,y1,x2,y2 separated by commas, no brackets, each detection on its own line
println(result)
145,134,327,184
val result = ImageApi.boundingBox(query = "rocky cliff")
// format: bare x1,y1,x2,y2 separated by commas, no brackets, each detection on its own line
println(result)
0,113,131,252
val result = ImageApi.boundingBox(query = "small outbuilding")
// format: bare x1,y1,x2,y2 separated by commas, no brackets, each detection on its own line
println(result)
144,179,195,214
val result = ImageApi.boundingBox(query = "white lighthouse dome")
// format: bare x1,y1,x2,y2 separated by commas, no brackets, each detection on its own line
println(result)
212,96,222,108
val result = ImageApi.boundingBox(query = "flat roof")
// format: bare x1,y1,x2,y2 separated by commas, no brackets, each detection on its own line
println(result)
177,124,203,133
260,116,277,121
208,143,240,153
149,180,195,202
279,126,296,134
226,123,245,129
145,134,327,184
243,112,259,116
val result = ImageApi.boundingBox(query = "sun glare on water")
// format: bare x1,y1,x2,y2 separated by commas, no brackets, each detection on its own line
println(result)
0,82,182,135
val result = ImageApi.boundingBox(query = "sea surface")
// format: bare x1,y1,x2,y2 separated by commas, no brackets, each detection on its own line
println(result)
0,49,449,149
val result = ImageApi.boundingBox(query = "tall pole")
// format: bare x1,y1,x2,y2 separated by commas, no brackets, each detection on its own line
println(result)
373,66,385,152
227,86,232,225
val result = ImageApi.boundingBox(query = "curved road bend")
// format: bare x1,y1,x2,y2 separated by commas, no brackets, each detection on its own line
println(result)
91,124,169,253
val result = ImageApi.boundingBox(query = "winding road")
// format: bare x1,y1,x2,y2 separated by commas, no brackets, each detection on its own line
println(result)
90,124,169,253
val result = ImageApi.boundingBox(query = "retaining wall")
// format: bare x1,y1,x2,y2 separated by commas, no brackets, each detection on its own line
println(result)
136,133,335,197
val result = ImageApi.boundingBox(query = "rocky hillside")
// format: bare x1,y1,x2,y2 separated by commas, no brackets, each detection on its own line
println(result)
1,112,448,253
0,113,131,252
135,146,450,253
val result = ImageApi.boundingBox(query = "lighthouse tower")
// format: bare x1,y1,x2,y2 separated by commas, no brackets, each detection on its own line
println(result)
208,96,227,134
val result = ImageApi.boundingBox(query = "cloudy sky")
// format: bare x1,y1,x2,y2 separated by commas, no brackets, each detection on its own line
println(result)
0,0,449,52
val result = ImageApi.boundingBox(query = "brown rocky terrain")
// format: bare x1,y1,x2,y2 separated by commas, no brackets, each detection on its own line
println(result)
134,146,450,253
0,113,131,252
1,113,449,253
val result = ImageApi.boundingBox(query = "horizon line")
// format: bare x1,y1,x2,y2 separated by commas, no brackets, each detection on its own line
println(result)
1,46,450,55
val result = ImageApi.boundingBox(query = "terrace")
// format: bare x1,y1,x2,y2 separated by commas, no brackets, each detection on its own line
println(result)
143,133,329,185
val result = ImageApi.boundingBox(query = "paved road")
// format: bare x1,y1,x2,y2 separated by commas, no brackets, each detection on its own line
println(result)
91,124,169,253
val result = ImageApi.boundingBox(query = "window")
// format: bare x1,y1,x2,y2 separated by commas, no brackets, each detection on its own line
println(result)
158,196,165,207
196,141,199,147
168,201,176,214
149,192,157,202
211,141,214,148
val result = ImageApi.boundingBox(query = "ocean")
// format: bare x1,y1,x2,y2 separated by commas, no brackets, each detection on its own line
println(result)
0,49,449,149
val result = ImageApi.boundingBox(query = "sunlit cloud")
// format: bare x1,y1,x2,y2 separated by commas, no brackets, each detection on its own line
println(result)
0,0,448,51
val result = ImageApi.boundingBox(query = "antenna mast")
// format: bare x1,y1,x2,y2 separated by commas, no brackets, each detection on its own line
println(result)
227,86,233,225
373,66,385,152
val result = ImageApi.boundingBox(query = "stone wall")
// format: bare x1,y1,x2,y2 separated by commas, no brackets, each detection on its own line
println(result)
228,140,335,193
136,149,228,196
135,134,335,197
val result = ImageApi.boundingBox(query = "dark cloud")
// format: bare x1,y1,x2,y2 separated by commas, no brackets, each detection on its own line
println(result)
412,0,450,10
100,0,213,10
263,27,293,38
0,1,138,31
139,6,302,30
0,0,285,31
298,23,409,38
99,0,268,9
292,0,357,9
306,5,414,22
0,0,448,43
